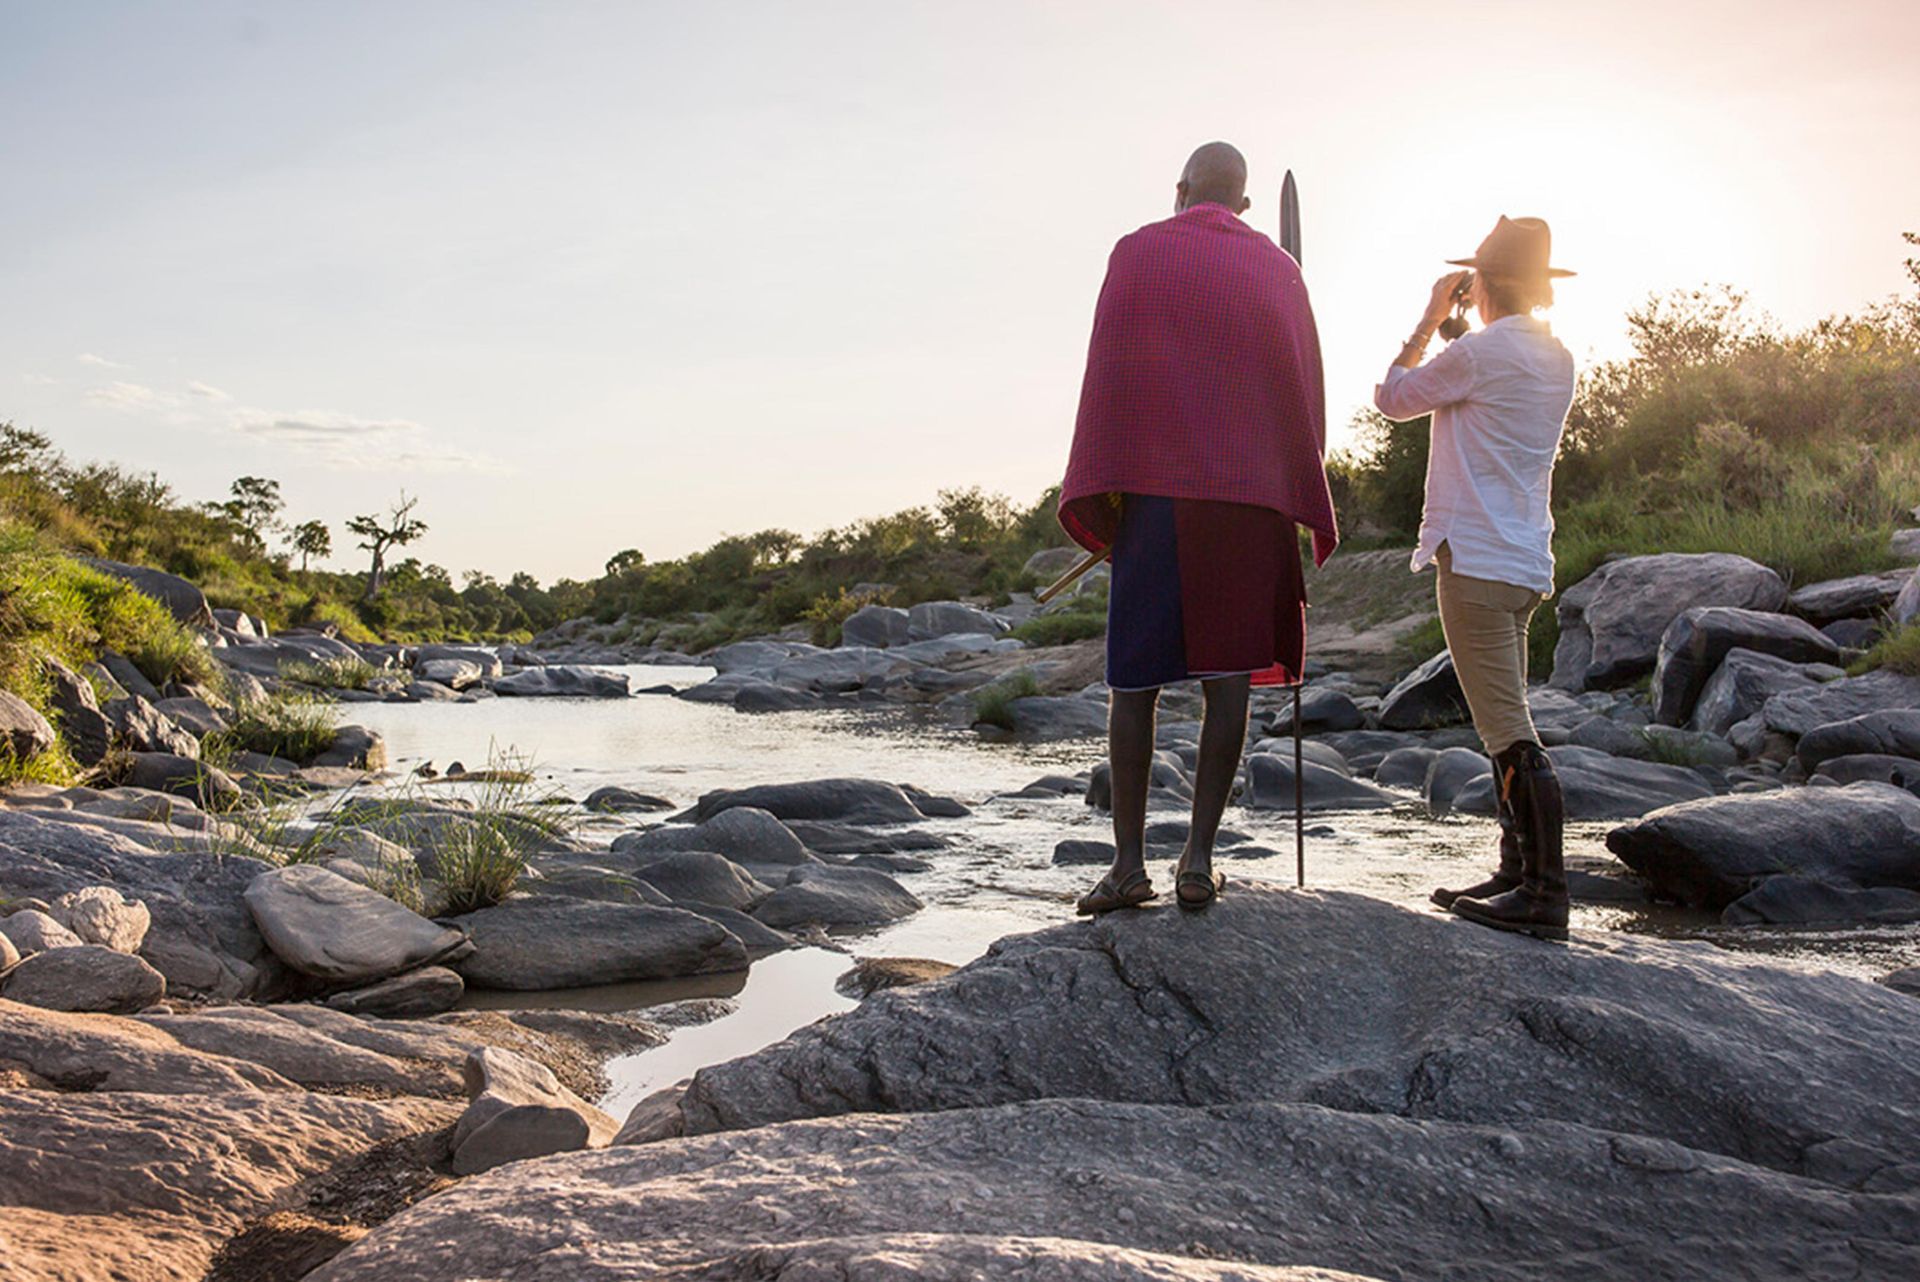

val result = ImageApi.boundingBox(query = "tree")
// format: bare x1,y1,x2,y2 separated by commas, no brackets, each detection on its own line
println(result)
221,476,284,549
605,548,644,577
0,423,58,476
1906,231,1919,290
291,519,331,572
346,492,428,601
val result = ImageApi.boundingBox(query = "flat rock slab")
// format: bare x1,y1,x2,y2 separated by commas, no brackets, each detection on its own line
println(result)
310,1099,1918,1282
0,811,288,1001
2,944,166,1013
1798,708,1920,772
1451,745,1713,820
451,897,749,990
0,1086,454,1282
323,966,466,1018
691,777,934,825
1763,669,1920,738
494,665,630,698
245,863,473,985
656,888,1920,1193
751,863,923,929
1606,781,1920,908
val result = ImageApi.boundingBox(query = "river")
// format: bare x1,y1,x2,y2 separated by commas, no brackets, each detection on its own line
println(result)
342,664,1920,1117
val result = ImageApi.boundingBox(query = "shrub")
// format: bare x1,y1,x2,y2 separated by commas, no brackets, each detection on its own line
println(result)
279,654,382,691
1853,623,1920,677
971,670,1042,729
804,587,892,647
1010,610,1106,647
210,691,341,765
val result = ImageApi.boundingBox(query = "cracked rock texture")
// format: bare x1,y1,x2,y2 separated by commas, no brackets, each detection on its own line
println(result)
660,889,1920,1189
312,1099,1918,1282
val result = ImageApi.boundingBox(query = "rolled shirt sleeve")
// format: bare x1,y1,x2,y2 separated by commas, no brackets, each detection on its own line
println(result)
1374,340,1476,422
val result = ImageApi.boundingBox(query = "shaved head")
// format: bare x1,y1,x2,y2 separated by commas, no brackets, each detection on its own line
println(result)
1177,141,1250,213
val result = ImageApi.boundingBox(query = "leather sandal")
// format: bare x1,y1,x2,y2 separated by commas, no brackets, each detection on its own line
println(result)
1076,868,1156,916
1173,853,1224,910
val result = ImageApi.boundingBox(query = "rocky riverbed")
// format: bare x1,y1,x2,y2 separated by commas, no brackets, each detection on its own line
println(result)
6,545,1920,1278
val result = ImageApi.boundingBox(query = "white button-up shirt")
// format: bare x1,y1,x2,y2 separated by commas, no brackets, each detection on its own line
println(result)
1374,314,1575,596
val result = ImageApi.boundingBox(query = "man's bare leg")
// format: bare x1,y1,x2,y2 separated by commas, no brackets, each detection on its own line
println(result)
1179,674,1250,897
1106,687,1160,886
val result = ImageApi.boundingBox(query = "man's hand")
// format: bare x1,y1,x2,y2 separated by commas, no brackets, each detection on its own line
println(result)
1423,271,1472,328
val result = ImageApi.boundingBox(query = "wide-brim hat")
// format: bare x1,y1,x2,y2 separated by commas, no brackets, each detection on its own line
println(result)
1447,215,1576,279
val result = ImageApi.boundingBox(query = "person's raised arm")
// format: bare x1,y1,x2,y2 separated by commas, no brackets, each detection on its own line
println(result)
1375,271,1475,421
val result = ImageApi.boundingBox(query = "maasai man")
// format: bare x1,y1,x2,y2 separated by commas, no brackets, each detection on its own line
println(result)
1059,141,1339,915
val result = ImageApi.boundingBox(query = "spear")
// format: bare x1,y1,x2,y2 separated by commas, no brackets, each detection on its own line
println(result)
1279,168,1307,890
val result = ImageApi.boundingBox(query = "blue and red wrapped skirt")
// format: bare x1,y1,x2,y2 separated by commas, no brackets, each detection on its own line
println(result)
1105,494,1305,691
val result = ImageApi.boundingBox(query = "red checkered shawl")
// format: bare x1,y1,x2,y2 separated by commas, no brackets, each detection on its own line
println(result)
1058,203,1339,567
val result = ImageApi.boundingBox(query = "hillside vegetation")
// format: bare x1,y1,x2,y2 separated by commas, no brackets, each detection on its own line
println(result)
1330,237,1920,668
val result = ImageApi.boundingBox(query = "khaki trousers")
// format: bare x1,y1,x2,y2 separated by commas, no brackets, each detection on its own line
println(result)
1434,543,1544,755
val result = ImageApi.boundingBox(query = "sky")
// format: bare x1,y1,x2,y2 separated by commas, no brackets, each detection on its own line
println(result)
4,1,1917,583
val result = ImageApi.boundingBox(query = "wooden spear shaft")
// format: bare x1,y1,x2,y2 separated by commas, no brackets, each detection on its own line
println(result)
1034,548,1109,604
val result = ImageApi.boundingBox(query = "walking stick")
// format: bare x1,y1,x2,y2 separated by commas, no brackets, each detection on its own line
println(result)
1294,682,1305,888
1280,169,1307,891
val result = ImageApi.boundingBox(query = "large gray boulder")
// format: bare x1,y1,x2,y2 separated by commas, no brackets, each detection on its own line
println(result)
1242,753,1396,812
452,1045,617,1175
493,665,630,698
768,647,904,694
46,885,150,953
611,807,812,869
1721,875,1920,927
0,908,82,955
0,811,288,1000
691,777,933,826
751,864,923,928
0,690,55,761
1267,685,1367,734
413,644,503,678
1688,648,1830,737
79,557,213,627
1762,668,1920,737
1422,746,1491,814
1797,709,1920,773
1451,745,1714,820
414,657,485,689
43,656,111,765
636,889,1920,1200
244,864,473,985
629,851,772,912
839,603,912,648
1788,570,1912,624
324,965,466,1019
998,694,1110,739
1649,607,1840,726
908,600,1009,640
104,694,200,757
451,897,749,990
1376,650,1470,730
1606,782,1920,909
2,944,166,1013
1550,553,1786,691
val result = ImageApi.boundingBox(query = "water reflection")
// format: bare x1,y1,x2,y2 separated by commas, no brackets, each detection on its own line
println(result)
341,664,1920,1107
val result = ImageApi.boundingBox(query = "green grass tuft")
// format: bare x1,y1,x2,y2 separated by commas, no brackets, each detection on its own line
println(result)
971,669,1042,730
279,654,382,690
1853,623,1920,677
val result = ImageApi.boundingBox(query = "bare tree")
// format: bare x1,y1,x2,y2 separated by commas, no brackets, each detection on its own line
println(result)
346,493,428,600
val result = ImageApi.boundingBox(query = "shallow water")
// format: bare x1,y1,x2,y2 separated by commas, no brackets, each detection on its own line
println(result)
343,664,1920,1111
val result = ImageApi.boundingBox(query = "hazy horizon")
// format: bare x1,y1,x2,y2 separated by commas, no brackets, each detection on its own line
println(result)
5,0,1917,584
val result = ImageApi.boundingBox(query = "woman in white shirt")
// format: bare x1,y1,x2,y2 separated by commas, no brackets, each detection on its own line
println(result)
1374,216,1577,941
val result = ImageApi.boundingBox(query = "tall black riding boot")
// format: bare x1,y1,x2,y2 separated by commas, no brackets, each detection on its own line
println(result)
1430,757,1521,909
1451,741,1568,941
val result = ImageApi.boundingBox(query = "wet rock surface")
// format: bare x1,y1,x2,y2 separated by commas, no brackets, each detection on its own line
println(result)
313,888,1920,1282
